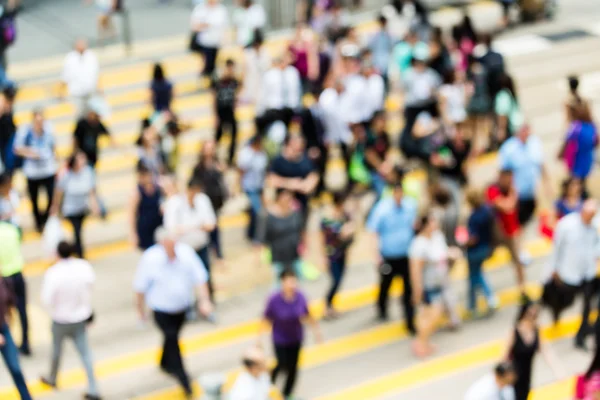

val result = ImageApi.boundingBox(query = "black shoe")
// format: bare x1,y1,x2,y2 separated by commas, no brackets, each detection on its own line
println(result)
40,377,57,388
19,346,31,356
160,366,177,376
407,325,417,337
84,394,102,400
575,338,589,352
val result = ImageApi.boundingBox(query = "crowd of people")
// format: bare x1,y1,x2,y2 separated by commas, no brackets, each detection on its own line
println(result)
0,0,596,399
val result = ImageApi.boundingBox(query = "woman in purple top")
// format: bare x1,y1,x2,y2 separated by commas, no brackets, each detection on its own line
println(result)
259,269,322,399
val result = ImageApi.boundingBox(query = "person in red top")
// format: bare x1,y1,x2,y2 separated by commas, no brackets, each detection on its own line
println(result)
487,169,526,297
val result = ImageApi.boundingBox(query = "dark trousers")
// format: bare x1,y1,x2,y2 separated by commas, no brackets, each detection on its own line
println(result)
400,102,437,159
378,256,415,333
201,46,218,77
196,246,213,301
577,279,597,344
153,311,191,394
26,175,55,232
4,272,29,352
326,258,346,308
209,226,223,260
272,343,301,397
216,106,238,164
255,108,294,136
66,213,86,258
0,324,32,400
517,198,536,227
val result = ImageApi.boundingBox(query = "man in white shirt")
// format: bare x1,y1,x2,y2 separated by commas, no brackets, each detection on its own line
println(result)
362,57,386,121
227,346,272,400
465,362,517,400
544,199,599,349
163,178,217,300
60,39,100,117
40,241,101,400
233,0,266,47
134,227,213,398
190,0,229,77
338,44,370,126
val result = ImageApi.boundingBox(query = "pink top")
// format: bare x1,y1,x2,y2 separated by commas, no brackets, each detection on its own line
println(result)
577,372,600,399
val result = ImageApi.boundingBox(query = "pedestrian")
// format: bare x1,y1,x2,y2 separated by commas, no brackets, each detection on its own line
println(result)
13,108,57,233
362,55,386,121
0,221,29,355
319,191,355,319
237,135,267,242
128,161,163,251
473,34,505,102
0,274,32,400
0,172,19,227
367,178,417,333
576,345,600,400
136,119,168,176
95,0,119,45
73,100,114,169
149,63,173,113
227,346,271,400
0,86,16,173
465,188,497,318
133,227,213,398
318,79,352,167
466,54,492,152
389,28,427,80
240,30,271,106
191,140,228,263
439,69,469,127
555,177,584,220
560,99,597,187
409,214,461,357
60,39,100,117
486,169,526,298
257,188,304,280
212,59,240,165
190,0,229,79
464,361,517,400
163,177,216,301
338,44,369,127
259,269,322,399
542,200,599,350
368,14,394,81
429,27,452,78
232,0,266,48
494,73,521,145
364,111,393,200
499,120,552,228
40,241,102,400
504,301,563,400
50,151,102,259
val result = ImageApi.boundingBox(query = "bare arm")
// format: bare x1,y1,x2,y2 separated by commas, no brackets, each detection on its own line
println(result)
302,314,323,343
540,339,564,379
298,172,319,195
134,292,146,321
128,189,141,245
49,187,64,216
409,257,424,306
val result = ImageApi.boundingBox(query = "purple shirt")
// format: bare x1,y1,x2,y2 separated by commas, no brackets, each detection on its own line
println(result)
264,291,309,345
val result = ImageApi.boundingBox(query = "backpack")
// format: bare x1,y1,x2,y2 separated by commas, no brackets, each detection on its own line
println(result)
1,15,16,48
4,129,31,171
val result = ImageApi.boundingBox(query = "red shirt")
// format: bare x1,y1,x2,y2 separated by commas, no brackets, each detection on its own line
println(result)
486,184,520,237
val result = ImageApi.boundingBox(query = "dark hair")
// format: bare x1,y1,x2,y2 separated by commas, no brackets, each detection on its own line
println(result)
479,33,493,48
187,177,203,190
57,241,75,258
516,301,536,322
568,75,579,95
136,160,151,175
460,15,477,43
153,63,165,82
225,58,235,67
443,69,456,85
242,358,256,368
279,268,297,281
415,215,431,235
2,86,16,102
431,26,443,44
499,168,513,177
0,173,10,187
332,191,348,207
561,177,581,199
249,29,265,48
378,14,387,26
67,151,84,170
432,184,451,207
499,73,518,102
494,361,516,377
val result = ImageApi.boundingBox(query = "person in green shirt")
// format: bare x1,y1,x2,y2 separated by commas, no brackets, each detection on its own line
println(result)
0,222,29,355
494,73,522,145
389,28,427,81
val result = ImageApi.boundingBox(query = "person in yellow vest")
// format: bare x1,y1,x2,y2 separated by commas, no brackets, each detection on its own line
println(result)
0,221,29,356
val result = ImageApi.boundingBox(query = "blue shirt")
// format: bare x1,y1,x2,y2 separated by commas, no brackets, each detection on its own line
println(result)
133,242,208,313
369,30,393,75
367,197,417,258
499,136,543,200
467,206,494,252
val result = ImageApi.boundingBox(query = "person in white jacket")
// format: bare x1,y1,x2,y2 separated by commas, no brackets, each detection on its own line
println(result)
190,0,229,78
465,362,517,400
227,346,271,400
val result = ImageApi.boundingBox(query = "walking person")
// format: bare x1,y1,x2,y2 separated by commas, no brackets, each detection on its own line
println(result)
40,241,101,400
542,199,599,350
465,361,517,400
319,192,355,319
73,100,114,169
0,275,32,400
232,0,266,48
60,39,100,117
0,221,29,355
13,108,57,233
134,227,213,398
560,99,597,187
149,63,173,113
367,178,417,333
212,59,240,165
228,346,272,400
50,151,102,259
190,0,229,79
258,269,322,399
237,136,267,242
465,188,497,318
504,301,563,400
128,162,163,251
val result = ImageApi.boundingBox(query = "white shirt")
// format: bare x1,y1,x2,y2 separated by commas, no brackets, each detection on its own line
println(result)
258,66,301,113
339,73,369,124
440,83,467,123
465,374,516,400
41,258,95,324
227,371,270,400
163,193,216,250
366,73,386,119
62,49,99,98
190,3,229,48
133,243,208,313
233,4,266,46
318,88,352,145
283,65,301,109
14,124,58,179
237,144,268,192
547,212,599,286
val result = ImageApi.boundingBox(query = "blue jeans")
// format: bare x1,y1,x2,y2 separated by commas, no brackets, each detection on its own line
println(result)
196,246,213,301
0,324,31,400
245,190,262,241
467,246,494,311
326,258,346,308
370,172,387,201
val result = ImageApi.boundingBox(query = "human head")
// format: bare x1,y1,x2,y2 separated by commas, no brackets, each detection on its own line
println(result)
153,63,165,82
57,241,75,259
516,301,540,324
391,175,404,204
200,139,217,161
272,55,285,70
74,38,88,54
415,214,437,236
466,187,484,209
411,43,430,70
515,121,531,142
494,362,517,388
251,29,264,48
206,0,219,6
136,161,154,185
498,169,513,191
32,108,44,133
341,44,361,72
0,173,10,197
332,191,348,210
155,226,177,256
370,111,386,134
377,14,387,28
581,199,597,225
224,59,235,76
443,69,457,85
333,78,345,94
2,86,16,106
279,268,298,294
187,177,203,199
431,184,451,208
561,177,582,200
405,27,418,44
249,135,263,151
67,150,88,172
275,188,294,210
568,75,579,95
283,134,305,158
241,346,267,377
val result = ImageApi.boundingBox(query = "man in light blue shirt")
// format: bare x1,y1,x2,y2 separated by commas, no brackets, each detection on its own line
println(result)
367,179,417,333
498,121,550,226
134,227,213,398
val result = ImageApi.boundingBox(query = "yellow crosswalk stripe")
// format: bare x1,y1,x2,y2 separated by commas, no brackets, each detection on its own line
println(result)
136,283,539,400
530,378,575,400
0,236,550,396
315,315,587,400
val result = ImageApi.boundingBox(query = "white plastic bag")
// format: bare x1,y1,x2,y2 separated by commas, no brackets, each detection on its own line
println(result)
43,216,65,258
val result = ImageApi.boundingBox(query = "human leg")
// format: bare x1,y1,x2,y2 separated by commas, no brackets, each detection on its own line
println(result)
0,324,32,400
154,311,191,393
5,273,29,354
72,322,100,397
397,257,416,334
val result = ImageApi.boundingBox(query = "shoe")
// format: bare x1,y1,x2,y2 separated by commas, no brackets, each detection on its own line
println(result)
160,366,177,376
40,377,57,388
575,337,589,352
84,394,102,400
19,346,31,356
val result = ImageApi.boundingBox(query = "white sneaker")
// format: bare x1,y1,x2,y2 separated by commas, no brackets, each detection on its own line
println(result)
519,250,532,266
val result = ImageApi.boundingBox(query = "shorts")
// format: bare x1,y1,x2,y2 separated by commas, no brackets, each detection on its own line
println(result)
424,287,444,305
